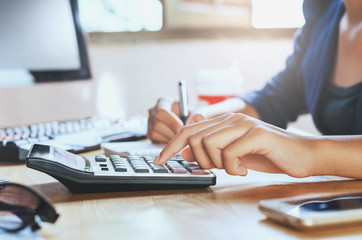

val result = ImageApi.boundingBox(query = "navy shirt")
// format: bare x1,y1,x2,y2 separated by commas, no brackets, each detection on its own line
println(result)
240,0,362,135
318,82,362,135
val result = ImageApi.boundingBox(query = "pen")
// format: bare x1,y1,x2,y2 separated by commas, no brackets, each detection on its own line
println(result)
178,80,189,124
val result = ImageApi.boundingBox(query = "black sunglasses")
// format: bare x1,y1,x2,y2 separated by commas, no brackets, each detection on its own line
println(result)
0,181,59,233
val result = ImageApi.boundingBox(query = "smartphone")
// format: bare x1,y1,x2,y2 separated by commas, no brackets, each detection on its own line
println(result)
259,193,362,230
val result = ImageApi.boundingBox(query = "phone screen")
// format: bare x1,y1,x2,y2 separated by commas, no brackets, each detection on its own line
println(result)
287,196,362,212
298,197,362,212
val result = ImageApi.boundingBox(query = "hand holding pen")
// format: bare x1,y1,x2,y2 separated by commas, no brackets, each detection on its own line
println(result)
147,80,207,143
147,80,253,144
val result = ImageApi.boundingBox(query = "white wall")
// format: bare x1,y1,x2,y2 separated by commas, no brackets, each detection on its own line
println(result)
89,38,290,115
0,38,319,134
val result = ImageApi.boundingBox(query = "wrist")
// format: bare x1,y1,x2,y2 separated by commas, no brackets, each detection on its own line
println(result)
307,137,334,176
309,137,355,177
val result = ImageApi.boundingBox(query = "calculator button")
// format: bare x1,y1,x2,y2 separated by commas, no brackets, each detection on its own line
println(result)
182,161,205,174
166,162,187,173
153,169,168,173
114,167,127,172
134,168,149,173
150,164,168,173
189,168,205,174
170,168,187,173
95,155,107,162
113,162,125,166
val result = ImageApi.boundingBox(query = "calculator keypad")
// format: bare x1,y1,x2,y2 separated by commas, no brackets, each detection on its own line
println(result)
128,156,150,173
109,155,128,172
96,155,206,175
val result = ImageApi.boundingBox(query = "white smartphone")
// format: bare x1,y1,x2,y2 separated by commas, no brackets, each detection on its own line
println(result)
259,193,362,230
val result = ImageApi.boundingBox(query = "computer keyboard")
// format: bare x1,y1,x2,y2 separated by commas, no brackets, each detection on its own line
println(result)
0,115,147,162
26,144,216,193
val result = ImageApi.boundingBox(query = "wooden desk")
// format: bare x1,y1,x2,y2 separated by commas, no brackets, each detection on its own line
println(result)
2,152,362,240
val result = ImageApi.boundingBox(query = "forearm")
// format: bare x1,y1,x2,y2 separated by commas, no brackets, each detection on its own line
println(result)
312,136,362,179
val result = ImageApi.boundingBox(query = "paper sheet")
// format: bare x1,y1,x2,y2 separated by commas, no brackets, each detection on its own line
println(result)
101,140,166,157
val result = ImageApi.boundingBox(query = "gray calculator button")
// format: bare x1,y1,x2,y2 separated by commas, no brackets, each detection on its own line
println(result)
182,161,205,174
134,168,149,173
153,167,168,173
95,155,107,162
115,167,127,172
166,162,187,173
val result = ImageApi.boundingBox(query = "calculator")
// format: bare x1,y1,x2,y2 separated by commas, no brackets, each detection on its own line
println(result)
26,144,216,193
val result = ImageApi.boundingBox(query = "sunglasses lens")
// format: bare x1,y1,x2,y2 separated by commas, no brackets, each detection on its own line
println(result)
0,211,23,231
0,185,40,209
0,183,58,232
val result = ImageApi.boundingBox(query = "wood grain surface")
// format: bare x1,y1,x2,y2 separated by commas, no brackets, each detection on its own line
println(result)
1,150,362,240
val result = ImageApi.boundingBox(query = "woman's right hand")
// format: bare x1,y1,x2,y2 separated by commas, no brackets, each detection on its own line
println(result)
147,97,258,143
147,97,206,143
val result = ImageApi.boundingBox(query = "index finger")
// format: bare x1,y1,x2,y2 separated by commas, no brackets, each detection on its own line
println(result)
154,114,233,165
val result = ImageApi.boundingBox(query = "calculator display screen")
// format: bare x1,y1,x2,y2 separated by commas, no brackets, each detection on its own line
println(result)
52,147,86,171
29,144,86,171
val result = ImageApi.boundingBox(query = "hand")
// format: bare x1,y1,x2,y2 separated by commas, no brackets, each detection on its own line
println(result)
147,97,206,143
154,113,318,178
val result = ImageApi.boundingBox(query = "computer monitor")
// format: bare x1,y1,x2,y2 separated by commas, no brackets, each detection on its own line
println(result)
0,0,96,128
0,0,91,86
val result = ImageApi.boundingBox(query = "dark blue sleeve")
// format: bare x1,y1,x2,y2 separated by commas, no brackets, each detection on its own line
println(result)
239,0,325,129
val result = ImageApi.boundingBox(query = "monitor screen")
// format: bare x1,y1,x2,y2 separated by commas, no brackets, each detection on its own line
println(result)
0,0,91,87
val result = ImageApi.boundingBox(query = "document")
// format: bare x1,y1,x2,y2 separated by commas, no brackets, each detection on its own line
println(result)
101,140,166,157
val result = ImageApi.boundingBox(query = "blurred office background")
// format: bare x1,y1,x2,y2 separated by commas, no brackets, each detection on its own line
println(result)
0,0,318,134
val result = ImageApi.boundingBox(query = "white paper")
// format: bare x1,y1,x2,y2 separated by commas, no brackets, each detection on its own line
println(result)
101,140,166,157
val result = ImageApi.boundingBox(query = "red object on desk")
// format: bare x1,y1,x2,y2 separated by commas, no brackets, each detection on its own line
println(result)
198,94,235,105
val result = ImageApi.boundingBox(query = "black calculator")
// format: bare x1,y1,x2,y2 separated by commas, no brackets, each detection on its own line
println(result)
26,144,216,193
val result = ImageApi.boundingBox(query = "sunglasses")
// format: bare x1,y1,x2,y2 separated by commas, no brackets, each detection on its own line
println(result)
0,181,59,233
